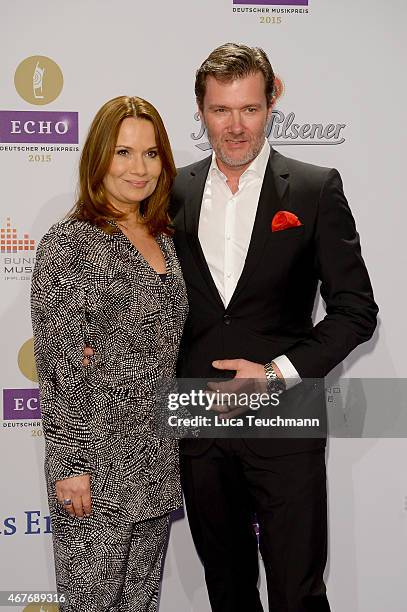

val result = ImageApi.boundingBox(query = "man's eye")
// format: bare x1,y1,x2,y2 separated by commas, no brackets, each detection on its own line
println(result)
246,107,257,113
214,108,226,113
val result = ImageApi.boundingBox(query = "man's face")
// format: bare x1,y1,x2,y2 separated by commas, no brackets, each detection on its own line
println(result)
200,72,272,170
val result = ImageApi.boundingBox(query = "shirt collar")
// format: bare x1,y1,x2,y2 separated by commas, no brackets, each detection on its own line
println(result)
209,138,270,183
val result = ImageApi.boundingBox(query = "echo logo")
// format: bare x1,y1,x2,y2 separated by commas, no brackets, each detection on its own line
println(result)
233,0,308,4
23,605,59,612
14,55,63,106
18,338,38,383
3,388,41,420
0,110,78,144
11,119,68,135
23,606,59,612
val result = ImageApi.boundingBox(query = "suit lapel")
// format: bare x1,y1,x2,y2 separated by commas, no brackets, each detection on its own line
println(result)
227,149,290,309
270,147,290,203
184,156,225,309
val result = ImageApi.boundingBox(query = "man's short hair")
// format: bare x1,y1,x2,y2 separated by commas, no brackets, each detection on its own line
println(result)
195,42,275,108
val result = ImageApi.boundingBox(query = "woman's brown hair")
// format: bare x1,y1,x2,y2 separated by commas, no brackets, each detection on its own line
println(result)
71,96,176,235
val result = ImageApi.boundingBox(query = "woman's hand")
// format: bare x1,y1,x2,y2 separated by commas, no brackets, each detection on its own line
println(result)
55,474,92,518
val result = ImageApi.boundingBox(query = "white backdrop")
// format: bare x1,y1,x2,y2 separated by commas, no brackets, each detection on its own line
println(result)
1,1,406,611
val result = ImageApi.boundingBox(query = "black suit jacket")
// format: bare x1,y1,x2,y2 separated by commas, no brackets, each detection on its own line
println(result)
170,147,378,456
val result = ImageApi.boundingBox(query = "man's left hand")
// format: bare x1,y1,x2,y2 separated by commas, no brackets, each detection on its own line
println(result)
207,358,284,417
212,358,285,382
211,358,266,380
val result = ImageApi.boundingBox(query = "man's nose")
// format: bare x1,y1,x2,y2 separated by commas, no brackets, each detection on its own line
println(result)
229,110,244,134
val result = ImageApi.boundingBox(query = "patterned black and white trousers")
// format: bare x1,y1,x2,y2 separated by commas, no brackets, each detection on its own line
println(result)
49,501,170,612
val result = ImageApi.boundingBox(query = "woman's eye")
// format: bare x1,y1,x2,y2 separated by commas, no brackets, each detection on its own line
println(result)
116,149,129,156
146,150,158,158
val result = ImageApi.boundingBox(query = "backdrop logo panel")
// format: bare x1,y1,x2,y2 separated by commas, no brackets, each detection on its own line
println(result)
1,218,36,282
1,217,35,252
191,78,346,150
14,55,64,106
233,0,308,4
0,510,52,536
232,1,309,19
18,338,38,383
3,389,41,420
23,606,58,612
0,110,79,144
23,606,59,612
1,343,41,430
0,55,79,155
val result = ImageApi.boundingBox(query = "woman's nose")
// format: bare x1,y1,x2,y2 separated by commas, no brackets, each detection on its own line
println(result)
129,155,147,175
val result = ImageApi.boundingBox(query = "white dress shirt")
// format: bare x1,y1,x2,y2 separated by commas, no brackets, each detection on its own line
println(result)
198,139,300,389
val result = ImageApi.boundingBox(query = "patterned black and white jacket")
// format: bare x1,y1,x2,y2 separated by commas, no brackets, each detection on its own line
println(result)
31,218,188,521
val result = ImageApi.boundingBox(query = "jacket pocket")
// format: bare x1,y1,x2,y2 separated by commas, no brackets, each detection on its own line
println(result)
270,225,305,242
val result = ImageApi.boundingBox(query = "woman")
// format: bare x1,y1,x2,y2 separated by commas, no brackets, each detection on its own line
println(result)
31,96,188,611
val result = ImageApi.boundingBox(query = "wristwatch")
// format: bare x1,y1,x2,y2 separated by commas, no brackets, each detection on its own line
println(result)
264,361,286,395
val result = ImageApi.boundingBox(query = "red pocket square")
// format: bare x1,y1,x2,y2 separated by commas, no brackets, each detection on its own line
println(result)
271,211,302,232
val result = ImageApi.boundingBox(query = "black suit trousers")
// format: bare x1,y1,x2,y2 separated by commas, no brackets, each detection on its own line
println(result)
181,440,331,612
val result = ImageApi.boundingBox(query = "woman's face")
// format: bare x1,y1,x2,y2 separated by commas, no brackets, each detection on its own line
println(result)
103,117,162,211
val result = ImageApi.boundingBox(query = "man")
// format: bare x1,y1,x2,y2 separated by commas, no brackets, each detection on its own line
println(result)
170,43,378,612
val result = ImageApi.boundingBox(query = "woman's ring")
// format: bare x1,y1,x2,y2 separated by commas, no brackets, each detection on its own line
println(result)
63,498,73,506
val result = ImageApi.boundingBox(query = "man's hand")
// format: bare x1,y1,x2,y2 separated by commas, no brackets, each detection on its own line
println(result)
212,358,266,380
82,346,94,366
208,358,285,418
55,474,92,518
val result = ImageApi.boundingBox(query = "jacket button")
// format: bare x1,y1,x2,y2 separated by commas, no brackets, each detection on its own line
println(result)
223,315,232,325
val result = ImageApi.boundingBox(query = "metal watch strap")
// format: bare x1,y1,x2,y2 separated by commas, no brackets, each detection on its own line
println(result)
264,362,285,394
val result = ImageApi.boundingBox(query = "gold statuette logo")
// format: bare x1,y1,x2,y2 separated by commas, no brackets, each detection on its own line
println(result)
14,55,63,105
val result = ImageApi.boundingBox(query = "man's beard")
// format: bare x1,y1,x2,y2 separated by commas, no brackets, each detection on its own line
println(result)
207,129,266,168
